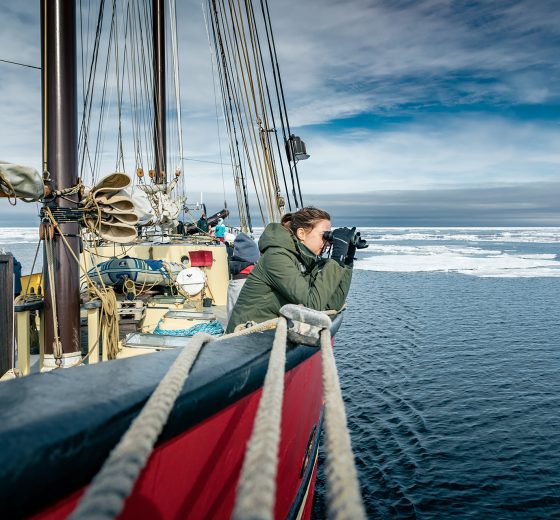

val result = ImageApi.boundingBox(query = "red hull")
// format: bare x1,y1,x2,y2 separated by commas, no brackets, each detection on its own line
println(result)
32,350,323,519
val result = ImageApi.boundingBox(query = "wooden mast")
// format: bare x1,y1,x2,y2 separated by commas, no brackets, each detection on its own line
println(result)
41,0,81,366
153,0,167,184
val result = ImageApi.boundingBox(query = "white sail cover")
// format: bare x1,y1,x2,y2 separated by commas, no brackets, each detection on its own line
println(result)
128,189,156,226
83,173,138,244
136,177,185,228
0,162,43,201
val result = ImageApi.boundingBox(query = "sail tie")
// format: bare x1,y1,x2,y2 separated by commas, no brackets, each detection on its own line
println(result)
0,169,17,205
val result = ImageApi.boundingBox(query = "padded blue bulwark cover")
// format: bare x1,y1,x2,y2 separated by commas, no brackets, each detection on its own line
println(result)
0,314,342,518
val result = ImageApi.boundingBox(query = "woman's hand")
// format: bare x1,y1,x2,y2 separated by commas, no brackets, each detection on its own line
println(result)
330,227,356,266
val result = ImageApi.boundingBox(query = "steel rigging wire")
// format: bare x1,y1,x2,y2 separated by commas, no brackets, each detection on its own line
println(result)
207,0,297,225
208,0,255,230
259,0,303,207
246,0,292,212
203,0,251,232
214,0,269,224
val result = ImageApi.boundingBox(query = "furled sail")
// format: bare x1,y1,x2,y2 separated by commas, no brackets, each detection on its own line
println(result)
83,173,138,244
0,162,43,201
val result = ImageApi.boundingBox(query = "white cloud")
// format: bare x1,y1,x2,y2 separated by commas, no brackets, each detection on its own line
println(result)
297,115,560,193
1,0,559,226
267,0,560,119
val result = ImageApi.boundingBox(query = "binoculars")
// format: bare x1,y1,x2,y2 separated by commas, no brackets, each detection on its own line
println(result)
323,228,368,249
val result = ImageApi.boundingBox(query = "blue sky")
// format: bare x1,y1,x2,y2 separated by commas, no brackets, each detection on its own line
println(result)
0,0,559,226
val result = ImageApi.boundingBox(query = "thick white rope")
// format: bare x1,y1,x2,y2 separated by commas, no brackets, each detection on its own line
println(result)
67,309,364,519
232,317,287,520
68,333,214,520
320,328,367,519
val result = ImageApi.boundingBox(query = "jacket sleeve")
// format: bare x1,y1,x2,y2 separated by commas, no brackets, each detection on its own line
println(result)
261,251,351,311
326,265,353,311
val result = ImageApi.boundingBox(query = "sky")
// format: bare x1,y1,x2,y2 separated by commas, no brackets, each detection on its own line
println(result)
0,0,559,227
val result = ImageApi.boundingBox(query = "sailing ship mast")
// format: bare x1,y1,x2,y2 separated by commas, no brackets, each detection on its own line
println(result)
40,0,171,365
153,0,166,185
41,0,81,366
38,0,306,362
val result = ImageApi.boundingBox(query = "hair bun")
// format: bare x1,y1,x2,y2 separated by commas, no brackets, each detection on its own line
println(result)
281,212,293,230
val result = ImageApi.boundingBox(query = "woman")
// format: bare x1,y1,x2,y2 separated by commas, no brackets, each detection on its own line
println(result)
214,218,226,242
226,207,354,333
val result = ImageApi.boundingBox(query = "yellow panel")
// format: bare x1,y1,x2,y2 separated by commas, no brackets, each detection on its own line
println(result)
20,273,44,296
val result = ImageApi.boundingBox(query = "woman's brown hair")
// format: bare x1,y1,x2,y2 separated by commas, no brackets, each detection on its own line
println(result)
281,206,331,235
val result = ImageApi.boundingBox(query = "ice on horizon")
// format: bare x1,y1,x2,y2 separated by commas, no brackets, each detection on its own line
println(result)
356,245,560,278
2,226,560,278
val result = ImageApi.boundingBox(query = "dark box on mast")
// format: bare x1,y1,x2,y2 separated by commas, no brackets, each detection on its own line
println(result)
285,135,310,162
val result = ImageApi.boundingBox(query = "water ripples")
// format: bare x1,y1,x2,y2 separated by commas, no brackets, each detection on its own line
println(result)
313,271,560,519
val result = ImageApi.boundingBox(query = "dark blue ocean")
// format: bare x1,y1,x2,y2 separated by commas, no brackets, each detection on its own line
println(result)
2,227,560,518
312,228,560,519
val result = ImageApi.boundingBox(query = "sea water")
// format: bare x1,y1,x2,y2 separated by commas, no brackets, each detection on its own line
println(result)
312,228,560,519
2,227,559,518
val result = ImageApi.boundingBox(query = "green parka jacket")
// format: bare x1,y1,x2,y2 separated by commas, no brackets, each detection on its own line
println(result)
226,223,353,333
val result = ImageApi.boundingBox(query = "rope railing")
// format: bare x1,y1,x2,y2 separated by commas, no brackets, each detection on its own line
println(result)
67,305,365,519
233,317,287,519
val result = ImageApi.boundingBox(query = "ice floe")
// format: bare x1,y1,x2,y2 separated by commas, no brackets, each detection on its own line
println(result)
356,245,560,278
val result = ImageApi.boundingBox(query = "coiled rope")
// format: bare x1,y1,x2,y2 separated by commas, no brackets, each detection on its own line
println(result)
153,319,224,337
69,332,214,520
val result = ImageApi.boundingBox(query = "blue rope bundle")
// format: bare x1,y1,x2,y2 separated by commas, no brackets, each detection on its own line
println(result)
153,320,224,337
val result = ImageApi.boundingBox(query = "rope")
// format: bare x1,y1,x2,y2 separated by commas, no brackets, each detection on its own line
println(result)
232,317,287,520
67,307,364,519
168,0,185,182
204,0,228,212
320,327,367,519
44,226,63,365
209,0,267,226
153,319,224,337
259,0,303,207
19,236,42,300
45,207,121,361
246,0,291,212
228,317,278,336
205,0,252,231
0,170,18,205
68,333,214,520
68,320,276,518
233,309,365,520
